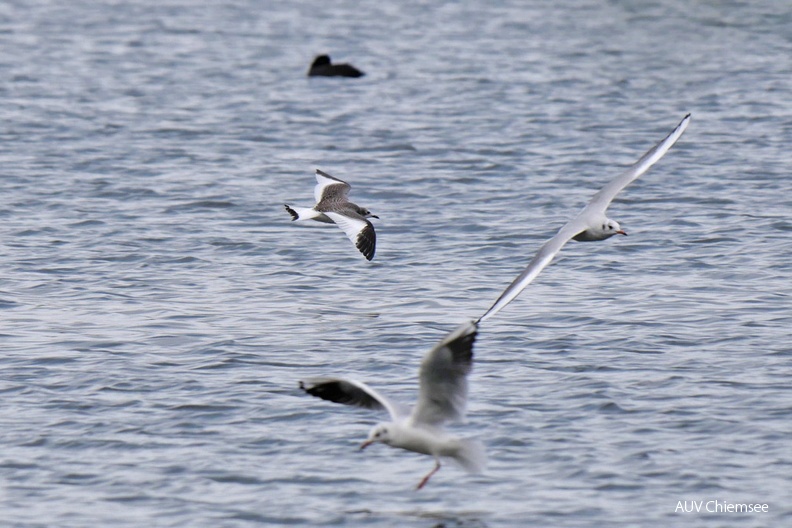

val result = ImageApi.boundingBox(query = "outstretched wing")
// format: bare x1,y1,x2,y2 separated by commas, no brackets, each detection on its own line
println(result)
300,377,407,421
314,169,351,203
411,321,478,427
324,211,376,261
584,114,690,216
478,218,587,323
478,114,690,323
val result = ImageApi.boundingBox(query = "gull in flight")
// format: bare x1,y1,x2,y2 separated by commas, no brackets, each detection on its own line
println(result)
300,321,486,490
285,169,378,261
479,114,691,323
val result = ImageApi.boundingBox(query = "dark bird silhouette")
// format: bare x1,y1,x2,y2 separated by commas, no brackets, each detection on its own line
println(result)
308,55,365,78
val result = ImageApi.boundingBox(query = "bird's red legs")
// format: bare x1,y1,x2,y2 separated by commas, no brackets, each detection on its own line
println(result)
416,459,441,490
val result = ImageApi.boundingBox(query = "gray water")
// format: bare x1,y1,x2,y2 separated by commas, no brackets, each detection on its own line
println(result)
1,1,791,527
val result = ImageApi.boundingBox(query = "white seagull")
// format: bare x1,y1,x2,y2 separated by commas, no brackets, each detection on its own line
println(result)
479,113,691,323
299,321,486,490
285,169,378,261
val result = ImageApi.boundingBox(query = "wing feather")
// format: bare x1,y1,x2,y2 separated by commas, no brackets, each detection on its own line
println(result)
478,218,586,322
411,321,478,427
314,169,351,203
300,377,406,421
324,211,376,261
585,114,690,215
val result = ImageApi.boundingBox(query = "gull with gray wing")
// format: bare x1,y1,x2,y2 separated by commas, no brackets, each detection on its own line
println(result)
479,113,691,323
300,321,485,490
285,169,378,261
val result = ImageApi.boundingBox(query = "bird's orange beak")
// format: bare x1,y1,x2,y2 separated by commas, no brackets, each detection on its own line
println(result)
617,230,627,236
360,439,374,451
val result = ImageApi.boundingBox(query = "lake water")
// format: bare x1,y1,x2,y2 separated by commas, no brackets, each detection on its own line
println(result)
1,1,790,527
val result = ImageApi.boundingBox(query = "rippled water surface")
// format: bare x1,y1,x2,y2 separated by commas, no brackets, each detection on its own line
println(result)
2,1,791,527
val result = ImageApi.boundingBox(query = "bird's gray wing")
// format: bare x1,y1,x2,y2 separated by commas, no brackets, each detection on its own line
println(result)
314,169,351,203
324,211,376,261
411,321,478,427
479,114,690,323
478,217,588,323
300,377,407,421
584,114,690,216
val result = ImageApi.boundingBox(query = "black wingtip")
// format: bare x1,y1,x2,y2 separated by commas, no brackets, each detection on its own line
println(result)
284,204,298,221
355,223,376,261
300,380,324,399
300,380,336,403
443,321,478,368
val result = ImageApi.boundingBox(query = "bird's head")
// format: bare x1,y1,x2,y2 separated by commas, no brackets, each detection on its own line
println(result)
311,55,331,67
360,207,379,219
360,422,393,450
601,218,627,238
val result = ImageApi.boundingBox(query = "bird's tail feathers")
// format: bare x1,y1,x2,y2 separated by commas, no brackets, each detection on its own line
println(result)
284,204,318,221
450,438,487,474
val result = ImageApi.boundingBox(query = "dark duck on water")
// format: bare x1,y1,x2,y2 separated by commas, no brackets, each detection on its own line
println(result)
307,54,365,78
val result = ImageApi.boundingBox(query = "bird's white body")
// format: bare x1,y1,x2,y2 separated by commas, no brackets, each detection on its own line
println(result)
300,321,484,489
365,420,486,472
478,114,691,322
